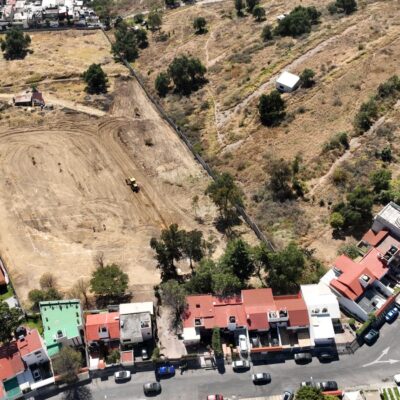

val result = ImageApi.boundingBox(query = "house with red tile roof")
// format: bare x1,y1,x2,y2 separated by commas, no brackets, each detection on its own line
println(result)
321,202,400,322
0,329,53,400
182,288,311,352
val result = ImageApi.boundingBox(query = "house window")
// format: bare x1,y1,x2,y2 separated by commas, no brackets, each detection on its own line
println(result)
196,304,200,308
34,351,42,356
100,327,107,333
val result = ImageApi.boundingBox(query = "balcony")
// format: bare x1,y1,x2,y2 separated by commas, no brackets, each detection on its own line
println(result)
268,309,289,323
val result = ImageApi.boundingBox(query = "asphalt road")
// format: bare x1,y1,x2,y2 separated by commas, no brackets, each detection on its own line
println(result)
49,318,400,400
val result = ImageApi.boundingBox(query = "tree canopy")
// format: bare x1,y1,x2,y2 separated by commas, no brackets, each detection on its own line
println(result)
83,64,108,94
258,90,286,126
155,72,171,97
300,68,315,88
234,0,245,16
246,0,259,12
261,25,273,42
295,386,324,400
52,346,82,383
335,0,357,14
193,17,207,34
0,302,21,343
205,172,243,221
147,8,163,31
274,6,320,37
211,327,223,357
112,22,139,62
90,263,129,300
167,55,207,95
252,6,266,21
160,279,187,330
267,158,294,201
0,28,31,60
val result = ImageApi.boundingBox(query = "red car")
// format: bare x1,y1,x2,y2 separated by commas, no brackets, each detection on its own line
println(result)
207,396,224,400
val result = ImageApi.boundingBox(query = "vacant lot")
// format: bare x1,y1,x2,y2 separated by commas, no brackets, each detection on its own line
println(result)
134,0,400,258
0,72,233,302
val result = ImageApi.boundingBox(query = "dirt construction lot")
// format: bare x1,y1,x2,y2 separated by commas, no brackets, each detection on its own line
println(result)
0,77,227,302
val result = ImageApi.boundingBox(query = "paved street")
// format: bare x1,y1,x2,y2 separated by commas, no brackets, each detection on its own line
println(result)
48,318,400,400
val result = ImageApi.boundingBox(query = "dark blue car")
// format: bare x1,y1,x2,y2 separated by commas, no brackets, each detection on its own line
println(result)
157,365,175,377
385,308,399,323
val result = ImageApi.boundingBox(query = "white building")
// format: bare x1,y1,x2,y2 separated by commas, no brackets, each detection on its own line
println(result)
119,302,154,345
276,71,300,93
372,201,400,239
301,284,341,345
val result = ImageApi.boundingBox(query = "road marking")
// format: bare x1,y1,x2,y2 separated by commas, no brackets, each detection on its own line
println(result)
362,347,400,367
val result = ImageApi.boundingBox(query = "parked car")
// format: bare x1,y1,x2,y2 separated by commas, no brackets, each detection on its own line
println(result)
239,334,248,354
252,372,271,384
317,381,338,391
394,374,400,385
294,352,312,364
157,365,175,377
232,359,250,371
114,370,131,382
143,382,161,395
207,396,224,400
282,390,294,400
300,381,313,387
385,308,399,323
364,329,379,345
141,348,149,360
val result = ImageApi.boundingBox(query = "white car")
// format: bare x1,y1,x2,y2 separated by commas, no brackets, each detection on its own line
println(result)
114,370,131,382
232,359,250,371
239,334,248,354
394,374,400,385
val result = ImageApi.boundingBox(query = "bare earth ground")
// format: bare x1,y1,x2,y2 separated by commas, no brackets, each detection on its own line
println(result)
0,28,258,302
134,0,400,259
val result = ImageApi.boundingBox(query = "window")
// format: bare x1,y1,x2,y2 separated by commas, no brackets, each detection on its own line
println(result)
100,327,108,333
34,351,42,356
196,304,200,308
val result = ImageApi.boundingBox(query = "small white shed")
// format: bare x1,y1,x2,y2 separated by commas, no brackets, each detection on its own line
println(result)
276,71,300,93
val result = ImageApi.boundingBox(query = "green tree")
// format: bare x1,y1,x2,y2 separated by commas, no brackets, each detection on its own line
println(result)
160,280,187,330
155,72,171,97
330,212,345,230
112,21,139,62
83,63,108,94
212,270,242,296
300,68,315,88
335,0,357,14
205,172,243,222
193,17,207,34
134,29,148,49
234,0,244,16
354,98,378,133
0,302,21,343
90,263,129,300
370,169,391,193
265,243,305,294
338,243,360,259
185,258,214,294
246,0,259,12
274,6,320,37
147,8,163,31
211,327,223,357
150,224,183,281
295,386,324,400
168,55,207,95
252,6,265,21
220,239,255,282
181,230,205,268
0,28,31,60
258,90,286,126
261,25,273,41
106,349,120,364
52,347,82,384
267,158,293,201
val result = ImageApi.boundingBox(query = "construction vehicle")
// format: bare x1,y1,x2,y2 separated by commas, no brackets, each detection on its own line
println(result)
125,177,139,192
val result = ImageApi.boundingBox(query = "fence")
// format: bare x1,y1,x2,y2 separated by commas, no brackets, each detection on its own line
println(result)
100,29,275,251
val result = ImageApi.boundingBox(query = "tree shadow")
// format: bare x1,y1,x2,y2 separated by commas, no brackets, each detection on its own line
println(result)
214,214,242,236
62,386,93,400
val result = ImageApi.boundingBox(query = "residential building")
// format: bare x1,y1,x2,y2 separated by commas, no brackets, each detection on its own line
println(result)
276,71,300,93
39,300,84,357
0,329,53,400
301,284,341,346
182,288,311,352
85,312,120,370
119,302,154,345
321,202,400,321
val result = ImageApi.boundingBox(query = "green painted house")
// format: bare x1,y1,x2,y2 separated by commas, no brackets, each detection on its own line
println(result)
39,300,84,357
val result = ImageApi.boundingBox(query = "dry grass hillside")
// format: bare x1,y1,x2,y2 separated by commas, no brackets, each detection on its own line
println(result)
134,0,400,261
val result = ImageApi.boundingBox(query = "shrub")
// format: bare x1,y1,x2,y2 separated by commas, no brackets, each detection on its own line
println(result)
380,146,392,162
246,0,259,12
0,28,31,60
354,97,378,133
327,2,338,14
331,167,348,185
274,6,321,37
335,0,357,14
155,72,171,97
261,25,273,41
370,168,391,193
83,64,108,94
323,132,349,152
252,6,266,21
258,90,286,126
338,243,360,259
330,212,345,230
377,75,400,99
193,17,207,34
300,68,315,88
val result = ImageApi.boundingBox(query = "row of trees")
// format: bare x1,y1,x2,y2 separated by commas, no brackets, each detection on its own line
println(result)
274,6,321,37
155,55,207,96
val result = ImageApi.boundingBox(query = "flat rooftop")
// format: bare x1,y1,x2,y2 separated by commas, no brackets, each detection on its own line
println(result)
377,202,400,229
40,300,82,355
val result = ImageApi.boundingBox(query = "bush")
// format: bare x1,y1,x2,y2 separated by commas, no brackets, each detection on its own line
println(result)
338,243,360,259
258,90,286,126
300,68,315,88
261,25,273,41
193,17,207,34
331,167,348,185
0,28,31,60
380,146,392,162
274,6,321,37
327,2,338,14
370,168,391,193
246,0,259,12
377,75,400,99
112,22,139,62
155,72,171,97
354,98,378,133
83,64,108,94
330,212,345,230
323,132,349,152
252,6,266,21
335,0,357,14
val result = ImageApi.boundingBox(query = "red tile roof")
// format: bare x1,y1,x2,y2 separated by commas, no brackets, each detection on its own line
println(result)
0,343,24,381
16,329,43,358
183,289,309,331
85,312,120,341
330,248,388,300
362,229,388,247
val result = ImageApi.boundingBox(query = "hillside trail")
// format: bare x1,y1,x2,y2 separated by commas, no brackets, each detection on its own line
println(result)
215,24,358,129
0,92,106,117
